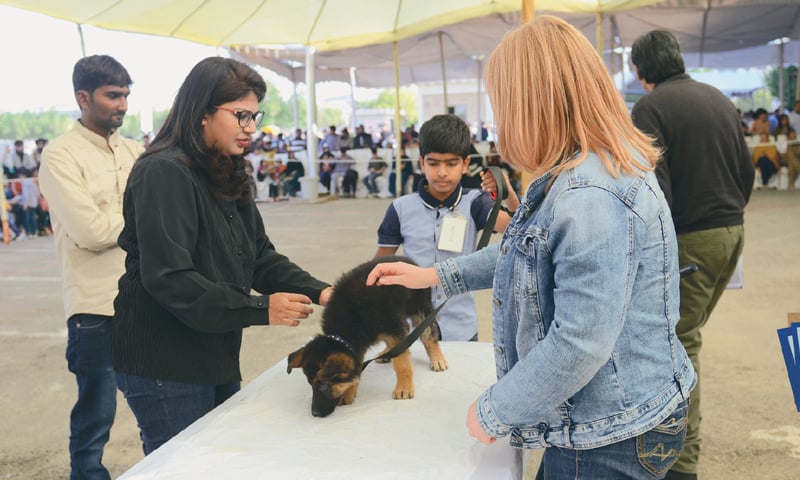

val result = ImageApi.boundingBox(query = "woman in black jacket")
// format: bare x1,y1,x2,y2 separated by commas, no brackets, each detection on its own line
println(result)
112,57,332,454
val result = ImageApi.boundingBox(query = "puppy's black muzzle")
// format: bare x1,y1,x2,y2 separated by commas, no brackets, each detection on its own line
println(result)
311,384,339,417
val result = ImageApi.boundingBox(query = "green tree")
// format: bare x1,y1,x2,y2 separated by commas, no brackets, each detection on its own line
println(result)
0,110,75,140
152,108,171,135
766,65,798,110
118,113,142,139
260,83,298,129
731,88,773,112
356,86,418,126
259,87,343,133
0,78,348,143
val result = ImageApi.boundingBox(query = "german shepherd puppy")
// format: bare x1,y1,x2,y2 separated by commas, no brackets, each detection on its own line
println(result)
287,256,448,417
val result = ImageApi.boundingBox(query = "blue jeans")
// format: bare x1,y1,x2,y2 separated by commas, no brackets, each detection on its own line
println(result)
66,314,117,480
388,171,411,195
115,373,240,454
534,400,689,479
23,208,37,235
363,172,382,194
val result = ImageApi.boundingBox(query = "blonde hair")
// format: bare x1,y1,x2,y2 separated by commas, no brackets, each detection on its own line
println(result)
486,15,659,179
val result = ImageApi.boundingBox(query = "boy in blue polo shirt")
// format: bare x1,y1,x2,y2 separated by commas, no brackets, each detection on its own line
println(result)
375,114,519,341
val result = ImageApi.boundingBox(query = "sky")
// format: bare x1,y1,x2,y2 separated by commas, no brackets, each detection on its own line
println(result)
0,5,370,115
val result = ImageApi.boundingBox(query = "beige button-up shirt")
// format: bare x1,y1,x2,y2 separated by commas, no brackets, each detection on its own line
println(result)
39,120,143,319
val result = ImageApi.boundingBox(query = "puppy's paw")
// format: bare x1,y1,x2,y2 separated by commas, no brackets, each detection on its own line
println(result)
430,358,449,372
340,383,359,405
392,386,415,400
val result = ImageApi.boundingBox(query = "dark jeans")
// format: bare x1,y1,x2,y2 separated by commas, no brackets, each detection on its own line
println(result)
342,169,358,196
534,400,689,479
319,171,332,191
66,314,117,480
115,373,240,454
23,208,37,235
363,172,383,194
388,171,411,195
284,175,301,197
756,156,778,186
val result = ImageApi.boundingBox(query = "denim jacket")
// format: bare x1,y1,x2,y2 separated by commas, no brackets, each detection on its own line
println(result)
435,152,696,449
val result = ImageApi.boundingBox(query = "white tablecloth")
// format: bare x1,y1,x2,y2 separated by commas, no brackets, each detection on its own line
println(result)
118,342,522,480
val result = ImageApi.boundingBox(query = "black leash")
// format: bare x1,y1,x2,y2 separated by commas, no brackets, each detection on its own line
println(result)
361,166,507,371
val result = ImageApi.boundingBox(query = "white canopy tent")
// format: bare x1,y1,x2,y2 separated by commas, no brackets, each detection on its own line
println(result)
4,0,798,197
231,1,800,87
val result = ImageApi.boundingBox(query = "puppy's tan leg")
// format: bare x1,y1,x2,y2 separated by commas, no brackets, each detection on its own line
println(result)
422,339,448,371
389,348,415,400
340,379,360,405
374,347,391,364
416,314,448,372
376,320,411,364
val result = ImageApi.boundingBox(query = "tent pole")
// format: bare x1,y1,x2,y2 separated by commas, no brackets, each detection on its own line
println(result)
610,15,621,90
779,41,785,110
438,31,449,113
393,41,403,197
77,23,86,57
699,1,712,67
303,46,319,200
349,67,358,130
520,0,536,191
596,12,603,55
522,0,535,23
290,67,299,131
476,57,483,139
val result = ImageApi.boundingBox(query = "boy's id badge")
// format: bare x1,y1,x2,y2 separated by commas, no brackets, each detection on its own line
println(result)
438,214,467,252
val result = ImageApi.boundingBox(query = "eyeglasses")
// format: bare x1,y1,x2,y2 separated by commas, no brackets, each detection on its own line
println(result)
215,106,265,129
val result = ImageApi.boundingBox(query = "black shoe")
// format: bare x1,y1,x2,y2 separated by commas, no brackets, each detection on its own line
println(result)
664,470,697,480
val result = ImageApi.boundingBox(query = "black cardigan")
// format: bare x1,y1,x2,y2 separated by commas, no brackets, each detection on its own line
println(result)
112,148,329,384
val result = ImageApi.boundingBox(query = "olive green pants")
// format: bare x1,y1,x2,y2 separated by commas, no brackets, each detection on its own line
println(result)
670,225,745,475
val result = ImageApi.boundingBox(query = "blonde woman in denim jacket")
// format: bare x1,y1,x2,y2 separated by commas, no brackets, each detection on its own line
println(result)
366,16,696,480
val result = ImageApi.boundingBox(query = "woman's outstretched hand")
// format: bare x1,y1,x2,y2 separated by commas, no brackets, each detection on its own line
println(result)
365,261,440,289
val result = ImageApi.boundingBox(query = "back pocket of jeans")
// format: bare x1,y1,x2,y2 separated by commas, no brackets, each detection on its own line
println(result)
636,401,688,477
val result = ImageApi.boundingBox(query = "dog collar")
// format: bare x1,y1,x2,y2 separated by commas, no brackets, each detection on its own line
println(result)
325,334,355,355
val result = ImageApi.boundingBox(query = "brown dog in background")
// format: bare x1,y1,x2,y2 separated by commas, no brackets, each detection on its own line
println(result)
287,256,448,417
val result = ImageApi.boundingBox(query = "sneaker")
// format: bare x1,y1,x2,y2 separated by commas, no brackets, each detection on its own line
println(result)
16,232,27,241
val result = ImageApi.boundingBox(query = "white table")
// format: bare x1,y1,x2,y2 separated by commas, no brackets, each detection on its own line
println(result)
118,342,523,480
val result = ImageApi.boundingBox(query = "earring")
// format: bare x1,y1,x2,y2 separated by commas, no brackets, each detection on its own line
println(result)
201,119,207,126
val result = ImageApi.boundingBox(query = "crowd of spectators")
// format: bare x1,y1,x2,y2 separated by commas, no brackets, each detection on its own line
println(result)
2,138,52,240
2,121,516,241
741,100,800,190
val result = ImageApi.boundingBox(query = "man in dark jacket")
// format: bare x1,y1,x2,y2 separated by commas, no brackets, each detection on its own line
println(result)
631,30,754,480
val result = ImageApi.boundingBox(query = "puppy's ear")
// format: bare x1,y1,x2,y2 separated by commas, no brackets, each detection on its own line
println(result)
287,346,306,374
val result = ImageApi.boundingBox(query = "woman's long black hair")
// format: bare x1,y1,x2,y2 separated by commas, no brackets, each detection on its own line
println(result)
146,57,266,203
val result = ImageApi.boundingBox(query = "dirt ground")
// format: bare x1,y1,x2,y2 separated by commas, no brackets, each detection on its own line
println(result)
1,191,799,479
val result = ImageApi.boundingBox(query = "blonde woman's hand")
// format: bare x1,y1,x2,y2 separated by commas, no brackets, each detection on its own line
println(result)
466,400,496,445
480,168,503,195
481,168,520,212
268,292,313,326
365,262,440,289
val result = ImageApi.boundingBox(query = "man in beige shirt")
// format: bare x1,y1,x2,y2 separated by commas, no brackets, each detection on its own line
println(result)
39,55,143,480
